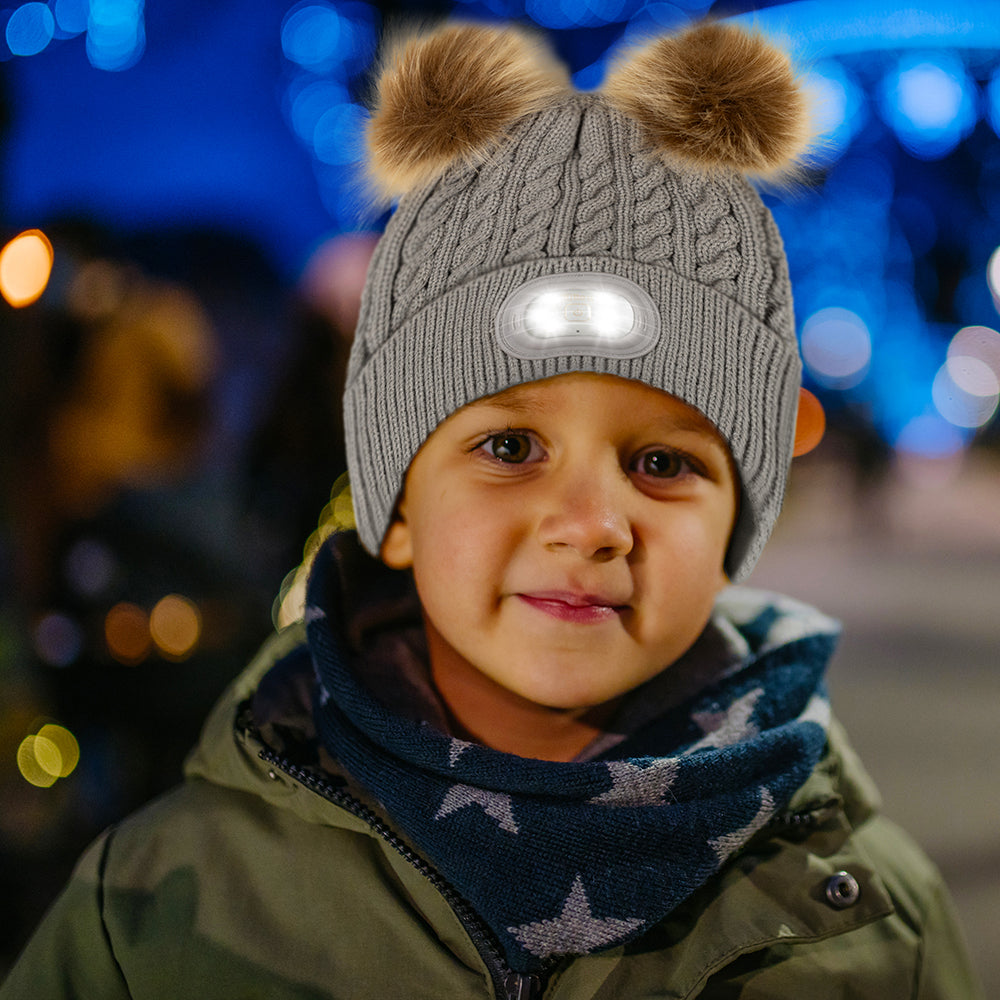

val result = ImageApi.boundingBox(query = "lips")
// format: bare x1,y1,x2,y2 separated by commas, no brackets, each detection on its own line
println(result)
516,590,629,624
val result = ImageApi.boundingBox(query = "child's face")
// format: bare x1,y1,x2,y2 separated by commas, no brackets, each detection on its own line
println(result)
380,372,737,714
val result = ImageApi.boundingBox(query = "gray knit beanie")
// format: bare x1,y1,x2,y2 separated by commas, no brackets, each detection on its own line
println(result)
344,20,812,583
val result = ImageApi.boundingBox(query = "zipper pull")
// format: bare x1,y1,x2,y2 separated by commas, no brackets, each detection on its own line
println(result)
503,973,541,1000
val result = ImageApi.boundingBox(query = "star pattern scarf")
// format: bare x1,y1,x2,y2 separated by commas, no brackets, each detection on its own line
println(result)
306,534,838,974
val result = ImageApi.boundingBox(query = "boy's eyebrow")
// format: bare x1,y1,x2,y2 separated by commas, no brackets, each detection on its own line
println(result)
650,411,725,439
474,386,725,442
474,385,558,415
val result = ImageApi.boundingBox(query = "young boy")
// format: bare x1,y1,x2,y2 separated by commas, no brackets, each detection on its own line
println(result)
2,20,983,999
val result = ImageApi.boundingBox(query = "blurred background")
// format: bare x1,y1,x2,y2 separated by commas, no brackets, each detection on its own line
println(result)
0,0,996,991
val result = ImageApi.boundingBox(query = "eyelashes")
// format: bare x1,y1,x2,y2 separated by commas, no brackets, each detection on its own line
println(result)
470,429,707,481
478,430,541,464
630,448,695,479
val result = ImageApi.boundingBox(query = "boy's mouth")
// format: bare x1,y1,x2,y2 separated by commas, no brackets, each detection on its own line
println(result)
516,591,628,624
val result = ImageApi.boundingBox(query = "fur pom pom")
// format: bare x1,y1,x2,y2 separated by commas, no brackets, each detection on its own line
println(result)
603,22,812,179
366,23,571,200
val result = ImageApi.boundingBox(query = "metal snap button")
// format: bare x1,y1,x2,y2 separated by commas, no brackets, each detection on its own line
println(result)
825,871,861,909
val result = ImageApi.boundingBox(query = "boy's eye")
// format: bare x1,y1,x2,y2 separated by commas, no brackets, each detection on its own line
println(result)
487,432,535,463
632,448,692,479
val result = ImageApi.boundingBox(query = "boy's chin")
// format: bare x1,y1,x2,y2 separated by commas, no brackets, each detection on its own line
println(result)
505,677,641,716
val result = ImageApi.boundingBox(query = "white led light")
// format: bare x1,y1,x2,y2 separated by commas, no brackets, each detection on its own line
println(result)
496,273,659,360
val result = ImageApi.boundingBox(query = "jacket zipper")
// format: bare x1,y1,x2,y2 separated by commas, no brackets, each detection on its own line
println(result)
257,746,550,1000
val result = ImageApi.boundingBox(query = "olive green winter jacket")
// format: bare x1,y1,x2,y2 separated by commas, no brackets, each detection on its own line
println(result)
2,623,984,999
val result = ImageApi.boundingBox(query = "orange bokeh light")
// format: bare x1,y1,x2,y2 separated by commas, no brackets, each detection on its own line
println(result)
793,388,826,457
150,594,201,660
104,602,151,665
0,229,54,307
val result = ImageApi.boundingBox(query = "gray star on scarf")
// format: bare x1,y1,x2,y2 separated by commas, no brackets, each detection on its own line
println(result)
434,784,519,834
508,876,644,957
686,687,764,753
447,737,473,767
709,786,775,864
588,758,679,807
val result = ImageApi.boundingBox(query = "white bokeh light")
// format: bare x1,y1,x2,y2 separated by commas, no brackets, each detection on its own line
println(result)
988,249,1000,309
897,62,964,130
932,356,999,429
800,307,872,388
949,324,1000,378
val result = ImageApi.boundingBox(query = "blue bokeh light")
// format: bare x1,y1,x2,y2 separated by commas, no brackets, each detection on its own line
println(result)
280,1,376,81
525,0,649,29
333,1,377,77
54,0,88,37
621,2,686,44
278,0,379,228
282,2,344,73
582,0,637,26
87,0,145,72
805,60,866,162
6,3,56,57
879,52,977,159
895,414,967,457
313,102,368,166
525,0,584,30
287,79,351,147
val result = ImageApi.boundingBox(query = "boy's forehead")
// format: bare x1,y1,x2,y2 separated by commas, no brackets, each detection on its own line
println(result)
468,373,719,436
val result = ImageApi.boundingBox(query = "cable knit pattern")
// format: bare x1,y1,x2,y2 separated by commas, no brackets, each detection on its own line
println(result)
504,112,578,266
688,174,742,300
571,107,618,257
444,145,518,287
631,137,674,266
503,113,577,264
391,167,479,326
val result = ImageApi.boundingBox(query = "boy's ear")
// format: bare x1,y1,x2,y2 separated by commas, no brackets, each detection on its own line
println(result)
379,509,414,569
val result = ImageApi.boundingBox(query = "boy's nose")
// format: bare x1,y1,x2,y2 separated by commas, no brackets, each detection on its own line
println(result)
536,467,634,560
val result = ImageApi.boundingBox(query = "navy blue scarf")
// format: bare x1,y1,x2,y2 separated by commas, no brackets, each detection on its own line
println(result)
307,534,837,974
